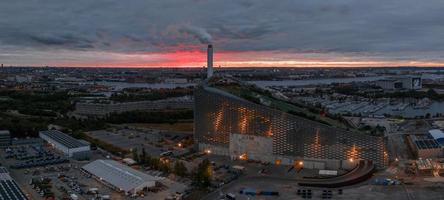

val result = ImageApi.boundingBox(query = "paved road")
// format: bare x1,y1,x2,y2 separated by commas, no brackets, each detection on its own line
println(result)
201,174,304,200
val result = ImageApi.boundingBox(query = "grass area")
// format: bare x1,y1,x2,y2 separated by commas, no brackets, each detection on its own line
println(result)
215,83,354,130
121,122,194,132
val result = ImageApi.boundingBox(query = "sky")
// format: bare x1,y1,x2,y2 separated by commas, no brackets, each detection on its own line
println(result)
1,0,444,68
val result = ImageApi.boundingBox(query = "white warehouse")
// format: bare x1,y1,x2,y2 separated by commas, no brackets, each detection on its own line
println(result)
82,159,160,194
39,130,90,160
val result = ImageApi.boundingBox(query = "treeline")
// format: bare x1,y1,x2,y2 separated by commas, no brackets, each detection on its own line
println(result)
110,88,193,102
333,86,444,101
0,114,106,138
0,115,47,137
0,90,73,116
105,110,193,124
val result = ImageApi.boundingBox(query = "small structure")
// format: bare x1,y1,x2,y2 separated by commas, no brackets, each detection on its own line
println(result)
0,130,11,147
122,158,136,166
82,159,159,195
39,130,90,160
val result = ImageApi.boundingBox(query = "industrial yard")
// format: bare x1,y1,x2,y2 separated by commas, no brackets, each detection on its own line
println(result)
0,132,190,200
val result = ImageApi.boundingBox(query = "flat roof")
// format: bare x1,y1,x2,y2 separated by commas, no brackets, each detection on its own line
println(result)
410,134,440,149
82,159,159,192
0,167,28,200
429,129,444,140
40,130,88,149
0,130,10,135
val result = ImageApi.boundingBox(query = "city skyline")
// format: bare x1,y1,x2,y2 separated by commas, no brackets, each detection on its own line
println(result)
2,0,444,67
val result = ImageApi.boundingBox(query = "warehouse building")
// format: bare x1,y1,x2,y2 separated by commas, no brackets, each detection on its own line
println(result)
82,159,159,195
407,134,442,158
0,167,28,200
39,130,90,160
0,130,11,147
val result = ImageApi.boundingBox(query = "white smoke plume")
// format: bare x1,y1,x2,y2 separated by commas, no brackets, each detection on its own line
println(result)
179,25,212,44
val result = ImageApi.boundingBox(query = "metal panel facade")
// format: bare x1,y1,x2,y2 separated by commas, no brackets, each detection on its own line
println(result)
194,86,388,168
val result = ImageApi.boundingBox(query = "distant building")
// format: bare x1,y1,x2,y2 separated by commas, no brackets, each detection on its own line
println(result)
6,75,33,83
164,78,188,84
407,134,442,158
0,130,11,147
74,96,193,117
39,130,90,160
375,79,403,90
375,76,422,90
11,137,44,146
0,167,28,200
81,159,159,194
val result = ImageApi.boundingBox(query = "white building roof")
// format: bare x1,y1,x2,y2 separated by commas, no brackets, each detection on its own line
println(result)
82,159,159,193
40,130,88,149
429,129,444,140
0,130,10,135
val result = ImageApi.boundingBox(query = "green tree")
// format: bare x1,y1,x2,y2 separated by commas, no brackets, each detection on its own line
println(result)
174,161,187,177
132,148,139,163
140,148,146,164
159,161,171,173
194,159,212,188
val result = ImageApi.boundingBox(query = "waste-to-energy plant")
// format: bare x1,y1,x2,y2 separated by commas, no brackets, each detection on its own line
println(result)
194,45,388,169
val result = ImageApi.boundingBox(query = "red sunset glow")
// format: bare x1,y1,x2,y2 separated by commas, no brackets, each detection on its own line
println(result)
52,49,444,68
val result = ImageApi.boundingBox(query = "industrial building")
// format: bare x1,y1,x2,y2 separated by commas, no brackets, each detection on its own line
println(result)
194,44,388,169
0,130,11,147
195,86,388,169
81,159,159,194
407,134,442,158
74,96,193,117
375,76,422,90
39,130,90,159
0,167,28,200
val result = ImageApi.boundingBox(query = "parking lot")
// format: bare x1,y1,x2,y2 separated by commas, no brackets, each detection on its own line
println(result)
1,142,189,200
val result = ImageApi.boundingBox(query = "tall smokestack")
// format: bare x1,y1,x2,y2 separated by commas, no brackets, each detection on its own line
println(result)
207,44,213,78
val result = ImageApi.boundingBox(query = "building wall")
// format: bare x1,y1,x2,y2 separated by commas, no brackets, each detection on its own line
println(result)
39,132,90,158
75,97,193,117
40,132,69,155
229,133,273,162
406,134,442,159
417,148,442,158
194,86,388,168
0,131,11,147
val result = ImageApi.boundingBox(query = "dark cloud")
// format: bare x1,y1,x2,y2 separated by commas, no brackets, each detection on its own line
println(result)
0,0,444,65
